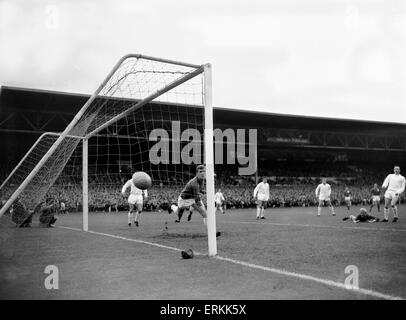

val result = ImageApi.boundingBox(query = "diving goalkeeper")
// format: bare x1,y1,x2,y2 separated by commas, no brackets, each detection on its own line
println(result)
175,165,207,224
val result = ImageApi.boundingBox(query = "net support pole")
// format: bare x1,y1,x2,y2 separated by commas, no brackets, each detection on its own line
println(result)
204,63,217,256
82,138,89,231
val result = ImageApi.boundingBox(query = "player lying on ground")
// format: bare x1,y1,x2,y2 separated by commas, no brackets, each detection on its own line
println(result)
342,208,379,223
215,188,226,214
11,198,57,227
381,166,405,223
315,178,336,217
121,177,148,227
369,183,381,213
253,177,270,220
168,203,194,222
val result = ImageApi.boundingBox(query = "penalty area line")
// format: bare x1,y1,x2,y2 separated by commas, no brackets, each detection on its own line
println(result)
57,226,404,300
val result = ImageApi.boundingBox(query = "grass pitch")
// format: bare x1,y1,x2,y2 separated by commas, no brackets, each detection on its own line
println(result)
1,205,405,299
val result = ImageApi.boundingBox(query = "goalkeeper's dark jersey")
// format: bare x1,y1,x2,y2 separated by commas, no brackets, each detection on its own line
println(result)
356,212,376,222
180,177,204,200
371,188,380,196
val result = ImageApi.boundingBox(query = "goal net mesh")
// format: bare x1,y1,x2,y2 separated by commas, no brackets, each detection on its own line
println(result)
0,55,206,225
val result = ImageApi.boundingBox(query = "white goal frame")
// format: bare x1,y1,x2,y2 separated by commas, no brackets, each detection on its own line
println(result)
0,54,217,256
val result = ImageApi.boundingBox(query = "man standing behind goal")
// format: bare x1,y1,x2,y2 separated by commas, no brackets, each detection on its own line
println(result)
381,166,405,222
253,177,270,220
121,177,148,227
315,178,335,217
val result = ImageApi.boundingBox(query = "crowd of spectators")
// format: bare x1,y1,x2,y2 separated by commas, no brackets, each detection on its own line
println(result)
1,164,404,214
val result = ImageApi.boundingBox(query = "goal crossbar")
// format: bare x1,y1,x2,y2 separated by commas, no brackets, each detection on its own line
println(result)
0,53,217,256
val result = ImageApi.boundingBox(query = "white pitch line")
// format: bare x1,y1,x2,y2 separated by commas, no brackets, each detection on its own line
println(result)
57,225,404,300
223,220,406,232
214,255,403,300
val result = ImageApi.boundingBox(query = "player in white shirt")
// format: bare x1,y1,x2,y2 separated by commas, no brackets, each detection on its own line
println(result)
253,177,270,220
381,166,405,222
214,189,226,214
121,178,148,227
315,178,335,217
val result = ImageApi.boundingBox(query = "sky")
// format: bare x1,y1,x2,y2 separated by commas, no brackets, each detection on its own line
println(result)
0,0,405,123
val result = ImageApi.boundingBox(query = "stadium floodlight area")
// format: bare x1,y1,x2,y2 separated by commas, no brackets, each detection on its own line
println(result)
0,54,217,256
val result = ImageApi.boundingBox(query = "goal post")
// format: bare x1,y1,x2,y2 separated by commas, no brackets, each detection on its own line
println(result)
203,64,217,256
0,54,217,256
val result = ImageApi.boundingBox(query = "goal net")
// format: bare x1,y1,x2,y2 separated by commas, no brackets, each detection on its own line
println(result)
0,54,217,255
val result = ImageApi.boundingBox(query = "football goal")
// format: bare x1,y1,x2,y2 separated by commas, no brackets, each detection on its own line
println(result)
0,54,217,256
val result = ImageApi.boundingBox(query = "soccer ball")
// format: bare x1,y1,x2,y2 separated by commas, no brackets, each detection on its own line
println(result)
181,249,194,259
132,172,152,190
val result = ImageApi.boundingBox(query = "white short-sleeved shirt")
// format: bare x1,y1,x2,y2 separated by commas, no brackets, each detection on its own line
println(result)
315,183,331,200
254,182,270,201
382,174,405,195
215,192,225,204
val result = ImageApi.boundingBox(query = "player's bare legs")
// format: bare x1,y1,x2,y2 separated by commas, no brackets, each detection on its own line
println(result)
128,204,135,226
133,202,142,227
328,200,336,216
255,201,266,219
345,199,351,211
383,197,393,222
317,200,335,216
317,200,322,216
390,196,399,222
369,199,380,213
216,203,223,214
383,196,398,222
175,207,185,222
187,208,193,221
192,202,207,225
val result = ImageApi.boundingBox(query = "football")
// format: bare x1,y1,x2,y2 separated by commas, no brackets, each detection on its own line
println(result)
132,171,152,190
181,249,194,259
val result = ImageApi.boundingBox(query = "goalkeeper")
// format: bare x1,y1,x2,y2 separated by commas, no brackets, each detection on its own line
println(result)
342,208,380,223
176,165,207,225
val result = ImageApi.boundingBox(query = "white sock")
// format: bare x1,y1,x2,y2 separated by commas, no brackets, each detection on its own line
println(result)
260,208,264,218
384,208,389,220
203,218,207,226
134,211,140,222
256,207,261,218
317,207,321,216
331,206,335,215
128,212,133,224
393,207,398,218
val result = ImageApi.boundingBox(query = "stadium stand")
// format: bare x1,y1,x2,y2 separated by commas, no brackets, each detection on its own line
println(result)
1,86,406,213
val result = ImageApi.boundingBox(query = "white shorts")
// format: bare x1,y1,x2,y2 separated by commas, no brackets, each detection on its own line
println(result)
178,197,195,209
215,201,222,206
128,195,143,205
319,196,330,202
257,194,269,202
384,191,399,201
372,195,380,202
345,196,351,202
